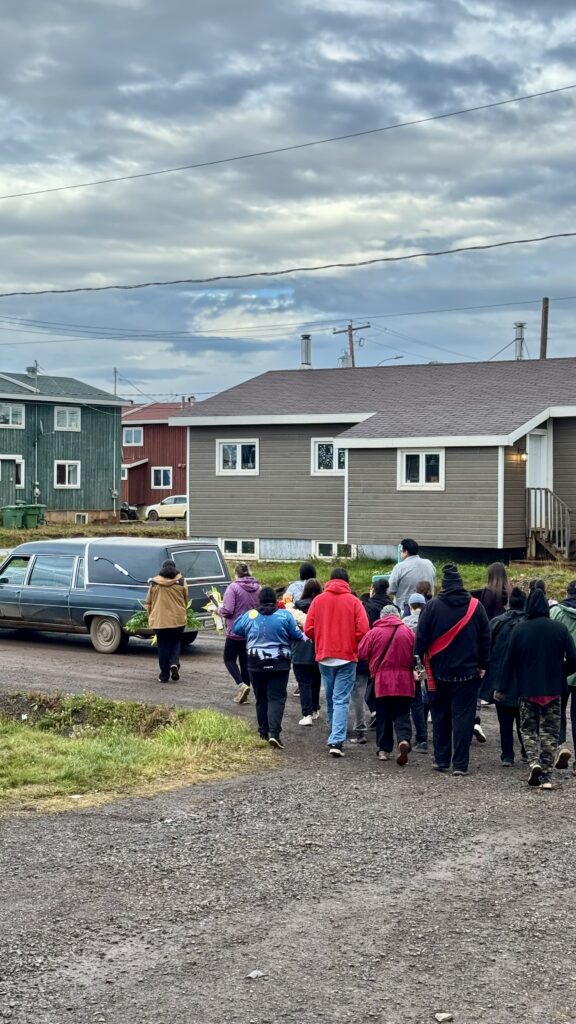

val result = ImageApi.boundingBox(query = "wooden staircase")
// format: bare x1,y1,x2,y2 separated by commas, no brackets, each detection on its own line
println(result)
526,487,573,561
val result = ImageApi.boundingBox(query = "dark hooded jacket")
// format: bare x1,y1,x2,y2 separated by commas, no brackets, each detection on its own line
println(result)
415,573,490,681
291,595,318,666
470,586,508,622
479,608,525,704
501,589,576,701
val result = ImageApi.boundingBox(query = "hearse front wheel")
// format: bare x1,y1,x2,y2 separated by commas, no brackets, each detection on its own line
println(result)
89,616,129,654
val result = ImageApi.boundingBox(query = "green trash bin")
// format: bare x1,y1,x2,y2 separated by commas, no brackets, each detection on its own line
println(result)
17,503,46,529
1,506,24,528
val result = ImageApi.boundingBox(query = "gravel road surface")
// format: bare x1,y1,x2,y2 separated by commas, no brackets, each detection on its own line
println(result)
1,629,575,1024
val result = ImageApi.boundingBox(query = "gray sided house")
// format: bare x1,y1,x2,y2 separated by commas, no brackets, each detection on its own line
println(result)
0,371,123,523
171,358,576,562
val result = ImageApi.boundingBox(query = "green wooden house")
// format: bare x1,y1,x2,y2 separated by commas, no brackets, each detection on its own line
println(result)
0,370,123,522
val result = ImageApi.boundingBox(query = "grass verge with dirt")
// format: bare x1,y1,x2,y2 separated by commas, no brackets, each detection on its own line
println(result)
0,691,271,810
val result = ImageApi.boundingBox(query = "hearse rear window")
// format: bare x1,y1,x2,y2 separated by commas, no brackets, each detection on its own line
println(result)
171,549,225,580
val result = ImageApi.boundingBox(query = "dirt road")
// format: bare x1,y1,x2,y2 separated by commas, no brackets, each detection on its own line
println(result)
1,630,575,1024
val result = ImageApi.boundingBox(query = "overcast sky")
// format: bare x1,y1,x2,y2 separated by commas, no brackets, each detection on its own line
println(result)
0,0,575,402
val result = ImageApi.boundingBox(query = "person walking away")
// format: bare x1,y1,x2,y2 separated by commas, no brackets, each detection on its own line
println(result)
403,593,428,750
284,561,318,604
388,539,436,614
351,577,395,741
291,579,323,726
219,563,260,705
145,559,189,684
304,568,369,757
233,587,304,749
358,606,415,765
502,587,576,788
481,586,527,766
415,580,433,603
471,561,511,742
415,564,490,776
551,581,576,759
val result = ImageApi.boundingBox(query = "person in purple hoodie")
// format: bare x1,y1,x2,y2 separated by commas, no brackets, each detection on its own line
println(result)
219,563,261,704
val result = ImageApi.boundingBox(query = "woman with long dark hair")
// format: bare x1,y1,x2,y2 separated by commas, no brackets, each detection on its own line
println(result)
233,587,305,749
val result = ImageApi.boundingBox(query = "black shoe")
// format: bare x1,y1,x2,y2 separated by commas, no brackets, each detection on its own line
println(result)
432,763,449,773
268,736,284,750
452,768,469,777
501,759,514,768
473,723,487,744
349,734,367,745
158,674,170,683
369,712,377,729
329,743,345,758
528,763,543,787
170,664,180,681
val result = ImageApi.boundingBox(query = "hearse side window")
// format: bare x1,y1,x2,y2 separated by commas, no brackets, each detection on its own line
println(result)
171,549,226,580
27,554,76,589
0,556,31,586
75,557,85,589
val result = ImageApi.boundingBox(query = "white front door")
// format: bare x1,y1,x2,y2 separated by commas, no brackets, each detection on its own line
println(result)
527,429,551,528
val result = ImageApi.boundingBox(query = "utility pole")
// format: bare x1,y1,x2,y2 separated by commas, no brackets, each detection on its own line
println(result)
332,321,370,368
514,322,526,360
113,367,118,396
539,297,549,360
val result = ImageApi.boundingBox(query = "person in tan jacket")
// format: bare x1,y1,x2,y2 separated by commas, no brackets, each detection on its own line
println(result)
145,559,189,683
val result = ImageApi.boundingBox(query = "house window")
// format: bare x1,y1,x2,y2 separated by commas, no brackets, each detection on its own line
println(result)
216,440,259,475
0,403,25,428
123,426,143,446
75,513,88,525
221,539,258,558
151,466,172,489
54,407,81,431
397,449,445,491
54,460,81,488
313,541,354,559
311,439,346,475
15,460,25,489
121,465,128,481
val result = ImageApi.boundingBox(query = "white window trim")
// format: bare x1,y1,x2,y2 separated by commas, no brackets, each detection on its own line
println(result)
310,438,346,476
123,426,143,446
15,459,25,489
219,538,260,559
0,403,25,429
151,466,173,490
54,406,81,431
312,540,356,559
121,465,128,481
54,460,81,489
396,449,445,491
215,439,260,476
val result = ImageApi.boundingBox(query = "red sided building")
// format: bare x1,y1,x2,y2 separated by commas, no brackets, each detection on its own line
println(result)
121,402,190,508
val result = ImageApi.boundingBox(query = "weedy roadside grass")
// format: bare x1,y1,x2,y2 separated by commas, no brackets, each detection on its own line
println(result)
0,692,272,811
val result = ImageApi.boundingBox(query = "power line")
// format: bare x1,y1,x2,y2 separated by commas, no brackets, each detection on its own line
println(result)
2,294,576,338
1,231,574,299
370,323,475,362
2,84,574,202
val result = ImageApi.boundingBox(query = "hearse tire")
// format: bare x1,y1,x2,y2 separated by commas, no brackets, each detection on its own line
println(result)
181,631,198,647
89,616,129,654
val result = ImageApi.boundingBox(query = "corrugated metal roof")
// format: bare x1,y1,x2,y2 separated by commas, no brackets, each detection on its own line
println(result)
0,372,120,403
172,357,576,439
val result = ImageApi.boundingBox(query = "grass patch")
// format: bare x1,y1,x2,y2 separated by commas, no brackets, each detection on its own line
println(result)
0,522,186,549
0,692,271,811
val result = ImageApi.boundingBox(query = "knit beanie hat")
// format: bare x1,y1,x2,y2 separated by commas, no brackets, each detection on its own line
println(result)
408,592,426,607
441,563,464,591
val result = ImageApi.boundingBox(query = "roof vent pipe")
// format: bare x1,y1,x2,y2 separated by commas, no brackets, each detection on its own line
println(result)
300,334,312,369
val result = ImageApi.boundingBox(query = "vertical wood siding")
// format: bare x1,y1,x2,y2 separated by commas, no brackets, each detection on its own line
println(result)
188,425,348,539
347,447,499,548
503,445,527,547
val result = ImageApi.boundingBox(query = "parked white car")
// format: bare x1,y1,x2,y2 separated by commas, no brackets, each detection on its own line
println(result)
145,495,188,521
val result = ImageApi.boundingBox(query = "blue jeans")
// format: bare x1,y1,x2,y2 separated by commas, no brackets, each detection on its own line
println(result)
320,662,357,745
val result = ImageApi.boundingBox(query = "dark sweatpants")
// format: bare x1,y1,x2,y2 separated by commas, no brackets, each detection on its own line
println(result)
155,626,184,682
559,689,576,752
429,677,479,772
250,669,289,741
223,636,250,687
411,681,428,745
293,663,321,717
375,696,412,754
496,702,527,764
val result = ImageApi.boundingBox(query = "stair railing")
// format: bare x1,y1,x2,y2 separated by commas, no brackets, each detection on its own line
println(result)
526,487,571,559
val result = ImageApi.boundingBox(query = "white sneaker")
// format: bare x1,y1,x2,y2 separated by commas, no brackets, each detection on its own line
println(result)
312,710,320,720
299,715,313,726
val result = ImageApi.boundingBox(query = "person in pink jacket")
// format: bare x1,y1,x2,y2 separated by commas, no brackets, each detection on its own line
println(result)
358,605,416,765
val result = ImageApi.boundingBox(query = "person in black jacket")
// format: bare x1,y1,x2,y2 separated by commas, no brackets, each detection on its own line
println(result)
481,586,527,766
502,587,576,788
415,563,490,776
292,579,322,726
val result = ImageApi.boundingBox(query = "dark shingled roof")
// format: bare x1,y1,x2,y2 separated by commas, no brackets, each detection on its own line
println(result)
174,357,576,440
0,371,120,403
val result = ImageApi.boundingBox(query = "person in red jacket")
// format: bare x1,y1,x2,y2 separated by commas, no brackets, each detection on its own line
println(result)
304,567,369,757
358,605,416,765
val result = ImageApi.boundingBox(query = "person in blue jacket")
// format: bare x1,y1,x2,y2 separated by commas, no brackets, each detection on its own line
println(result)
233,586,305,750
